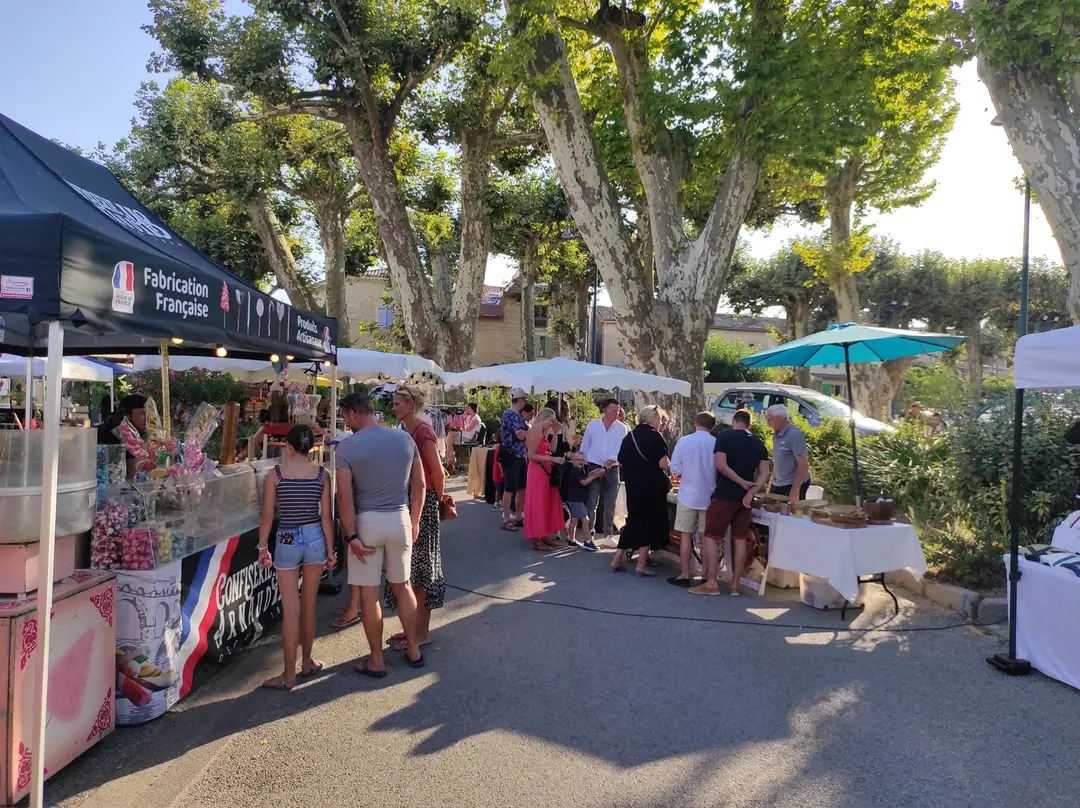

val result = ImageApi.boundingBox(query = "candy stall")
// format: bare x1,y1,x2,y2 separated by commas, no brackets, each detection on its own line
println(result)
0,429,116,805
0,111,339,806
90,399,272,724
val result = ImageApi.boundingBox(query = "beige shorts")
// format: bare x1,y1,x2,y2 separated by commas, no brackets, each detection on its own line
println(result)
347,508,413,588
674,501,708,535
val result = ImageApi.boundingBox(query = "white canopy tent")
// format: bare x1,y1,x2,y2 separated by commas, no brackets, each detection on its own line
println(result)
990,325,1080,683
336,347,444,383
443,357,691,396
1013,325,1080,389
0,353,112,382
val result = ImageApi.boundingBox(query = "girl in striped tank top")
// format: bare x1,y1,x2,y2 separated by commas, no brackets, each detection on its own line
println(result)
258,425,335,691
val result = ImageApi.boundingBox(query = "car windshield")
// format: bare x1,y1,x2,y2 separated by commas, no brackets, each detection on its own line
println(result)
797,391,853,418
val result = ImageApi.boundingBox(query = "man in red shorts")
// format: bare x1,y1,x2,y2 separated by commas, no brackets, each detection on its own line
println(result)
691,409,770,596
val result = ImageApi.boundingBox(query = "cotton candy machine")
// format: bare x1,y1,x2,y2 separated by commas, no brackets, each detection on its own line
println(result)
0,428,97,542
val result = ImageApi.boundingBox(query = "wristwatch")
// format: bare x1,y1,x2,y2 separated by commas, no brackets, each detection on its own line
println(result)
344,534,358,543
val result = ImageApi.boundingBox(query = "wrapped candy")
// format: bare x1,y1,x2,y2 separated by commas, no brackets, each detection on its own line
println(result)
121,526,157,570
143,397,164,444
155,524,174,565
115,418,149,462
90,502,127,570
184,403,222,451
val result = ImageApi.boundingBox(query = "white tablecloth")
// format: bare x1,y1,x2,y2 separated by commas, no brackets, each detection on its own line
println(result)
764,514,927,602
1014,555,1080,691
1051,511,1080,553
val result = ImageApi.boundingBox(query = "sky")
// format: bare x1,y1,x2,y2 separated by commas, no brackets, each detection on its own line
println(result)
0,1,1062,298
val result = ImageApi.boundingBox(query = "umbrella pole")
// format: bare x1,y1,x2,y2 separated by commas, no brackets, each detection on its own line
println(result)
987,387,1031,676
29,321,64,808
843,345,862,506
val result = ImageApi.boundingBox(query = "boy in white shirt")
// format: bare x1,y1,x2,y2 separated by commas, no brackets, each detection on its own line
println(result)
667,411,718,586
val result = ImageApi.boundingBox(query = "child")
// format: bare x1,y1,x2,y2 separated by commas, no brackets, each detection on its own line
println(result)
491,428,504,511
566,452,603,552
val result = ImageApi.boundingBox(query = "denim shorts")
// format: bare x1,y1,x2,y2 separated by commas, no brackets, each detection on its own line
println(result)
274,522,328,570
567,500,588,519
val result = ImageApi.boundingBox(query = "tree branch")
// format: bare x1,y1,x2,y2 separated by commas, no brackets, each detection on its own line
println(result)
383,47,457,142
243,100,344,122
491,131,547,150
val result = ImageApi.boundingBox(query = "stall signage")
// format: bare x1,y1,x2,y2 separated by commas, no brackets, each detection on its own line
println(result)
180,531,281,668
68,181,173,242
0,275,34,300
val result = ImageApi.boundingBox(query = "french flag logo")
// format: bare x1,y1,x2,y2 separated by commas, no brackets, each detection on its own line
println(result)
112,261,134,292
111,260,136,313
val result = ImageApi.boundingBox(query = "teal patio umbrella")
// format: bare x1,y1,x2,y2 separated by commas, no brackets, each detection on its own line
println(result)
740,323,966,501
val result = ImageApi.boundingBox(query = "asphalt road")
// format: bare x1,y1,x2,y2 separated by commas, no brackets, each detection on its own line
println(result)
47,482,1079,808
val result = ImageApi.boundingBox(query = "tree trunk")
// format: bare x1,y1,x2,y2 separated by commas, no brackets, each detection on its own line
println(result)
520,14,763,426
825,161,909,419
977,52,1080,323
244,194,321,313
312,197,351,346
341,113,492,370
793,299,811,389
967,322,983,405
520,240,538,361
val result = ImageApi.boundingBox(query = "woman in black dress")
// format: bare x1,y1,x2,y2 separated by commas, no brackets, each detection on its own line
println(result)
612,405,671,576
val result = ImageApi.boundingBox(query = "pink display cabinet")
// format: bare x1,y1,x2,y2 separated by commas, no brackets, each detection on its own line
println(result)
0,571,116,806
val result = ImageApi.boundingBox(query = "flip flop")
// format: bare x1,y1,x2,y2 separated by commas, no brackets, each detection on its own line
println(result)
392,639,432,651
332,615,361,629
501,522,519,532
635,569,658,577
299,661,324,678
355,662,387,679
667,576,694,588
407,654,426,669
261,675,294,691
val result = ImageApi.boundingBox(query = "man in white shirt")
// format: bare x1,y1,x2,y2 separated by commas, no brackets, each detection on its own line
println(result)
667,411,718,587
579,398,630,543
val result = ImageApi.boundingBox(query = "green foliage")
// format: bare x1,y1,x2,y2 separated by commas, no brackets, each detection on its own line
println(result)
474,388,512,437
702,335,768,384
900,361,967,413
127,368,248,415
565,391,600,435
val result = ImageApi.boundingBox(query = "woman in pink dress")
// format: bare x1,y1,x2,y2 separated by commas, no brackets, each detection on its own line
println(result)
524,407,566,550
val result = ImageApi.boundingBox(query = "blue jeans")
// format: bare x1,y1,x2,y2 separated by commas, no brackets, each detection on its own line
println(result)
274,522,327,570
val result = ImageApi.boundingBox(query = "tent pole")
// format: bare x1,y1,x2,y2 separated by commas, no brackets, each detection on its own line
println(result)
987,387,1032,676
160,339,170,440
29,321,64,808
24,354,33,426
842,345,861,506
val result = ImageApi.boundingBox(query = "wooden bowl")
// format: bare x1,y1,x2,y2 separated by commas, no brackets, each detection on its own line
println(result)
863,501,895,521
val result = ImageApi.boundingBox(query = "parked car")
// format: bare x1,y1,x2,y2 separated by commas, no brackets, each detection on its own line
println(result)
709,383,895,437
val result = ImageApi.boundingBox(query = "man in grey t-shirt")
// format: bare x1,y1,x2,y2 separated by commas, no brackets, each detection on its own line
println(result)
335,392,426,676
764,404,811,502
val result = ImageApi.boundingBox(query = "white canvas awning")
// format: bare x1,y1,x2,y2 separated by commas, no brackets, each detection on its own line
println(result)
0,353,113,382
444,357,691,396
1014,326,1080,390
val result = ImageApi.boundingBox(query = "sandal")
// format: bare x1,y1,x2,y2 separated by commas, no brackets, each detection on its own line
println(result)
355,662,387,679
299,661,324,678
392,639,432,651
501,522,519,532
635,569,658,577
261,675,294,691
332,614,361,629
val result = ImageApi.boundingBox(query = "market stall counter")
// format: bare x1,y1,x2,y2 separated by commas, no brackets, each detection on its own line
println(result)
93,452,282,725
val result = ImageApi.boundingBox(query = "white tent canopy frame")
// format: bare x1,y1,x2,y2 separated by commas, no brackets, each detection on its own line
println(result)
992,325,1080,677
335,348,444,384
0,354,112,383
443,357,691,397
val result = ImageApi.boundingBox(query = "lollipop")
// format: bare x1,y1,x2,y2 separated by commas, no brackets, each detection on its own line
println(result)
220,281,230,328
115,418,149,462
256,298,264,336
143,397,164,444
184,403,222,450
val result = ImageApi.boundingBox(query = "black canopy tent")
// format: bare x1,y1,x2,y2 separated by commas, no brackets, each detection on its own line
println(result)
0,112,338,808
0,112,337,359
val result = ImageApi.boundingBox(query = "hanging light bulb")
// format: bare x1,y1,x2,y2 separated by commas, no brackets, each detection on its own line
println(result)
170,337,184,345
270,354,280,363
323,360,331,367
215,345,227,358
561,221,573,240
286,355,294,362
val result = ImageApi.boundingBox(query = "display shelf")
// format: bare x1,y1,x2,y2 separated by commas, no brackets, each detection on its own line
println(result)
90,466,260,571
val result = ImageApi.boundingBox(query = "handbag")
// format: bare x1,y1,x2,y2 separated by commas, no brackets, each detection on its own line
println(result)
547,462,563,488
439,494,458,521
630,427,672,493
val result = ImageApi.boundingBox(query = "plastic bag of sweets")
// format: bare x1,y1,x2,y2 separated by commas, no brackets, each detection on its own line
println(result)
121,526,158,571
90,502,126,570
143,397,165,445
184,403,223,453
